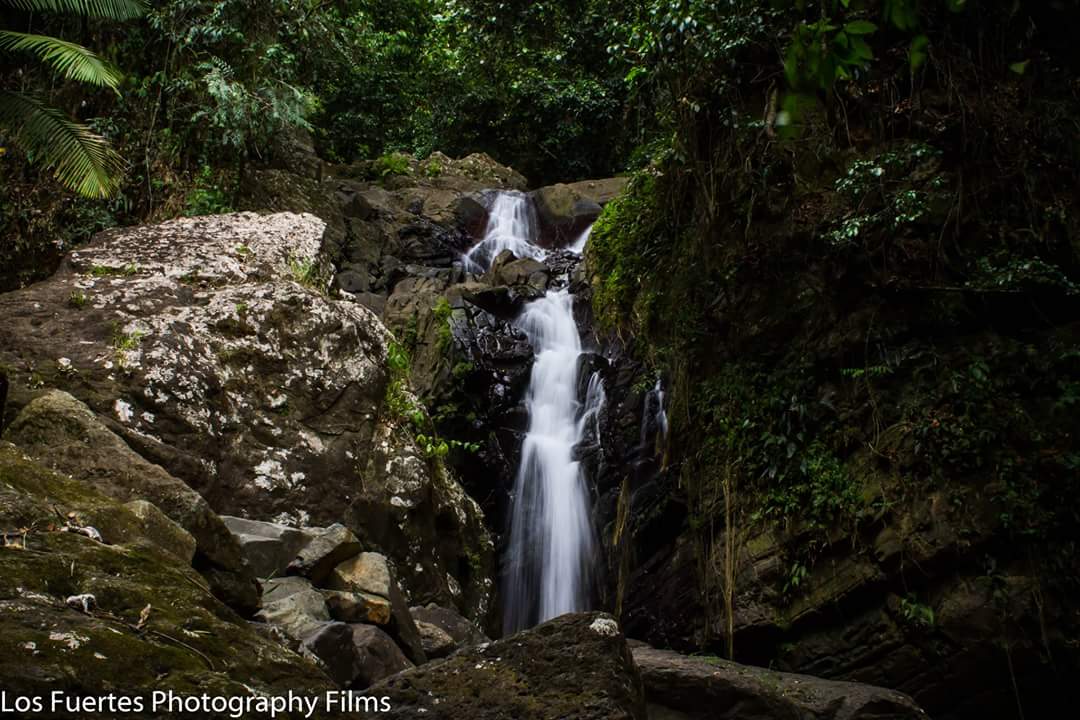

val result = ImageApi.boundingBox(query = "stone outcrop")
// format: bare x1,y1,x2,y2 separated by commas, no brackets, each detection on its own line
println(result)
368,612,647,719
632,644,926,720
0,211,494,619
0,443,333,697
5,390,259,613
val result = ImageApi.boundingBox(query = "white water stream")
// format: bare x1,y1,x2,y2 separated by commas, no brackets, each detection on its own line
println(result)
463,192,601,634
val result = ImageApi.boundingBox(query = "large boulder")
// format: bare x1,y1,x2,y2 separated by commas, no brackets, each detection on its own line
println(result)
221,515,318,578
0,211,494,620
256,578,331,644
4,390,259,613
368,612,646,719
0,443,333,697
532,183,603,248
327,552,428,665
632,644,926,720
301,622,413,689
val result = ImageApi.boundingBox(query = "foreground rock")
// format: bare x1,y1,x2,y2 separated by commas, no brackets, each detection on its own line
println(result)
409,603,489,648
0,443,332,697
0,211,494,618
301,622,413,689
5,390,259,612
368,612,646,719
633,644,926,720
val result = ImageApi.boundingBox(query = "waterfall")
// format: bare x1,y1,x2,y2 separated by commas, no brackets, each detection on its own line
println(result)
465,192,601,634
464,192,544,272
502,289,597,633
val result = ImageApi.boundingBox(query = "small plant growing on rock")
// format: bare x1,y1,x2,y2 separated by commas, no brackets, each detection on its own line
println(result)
91,263,137,277
288,255,325,292
373,152,412,179
111,326,144,370
899,595,935,629
68,291,88,309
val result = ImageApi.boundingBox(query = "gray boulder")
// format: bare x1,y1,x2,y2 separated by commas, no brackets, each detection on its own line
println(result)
415,620,456,659
368,612,646,719
302,622,413,689
256,578,331,643
409,604,489,648
632,644,926,720
222,515,317,578
286,523,362,585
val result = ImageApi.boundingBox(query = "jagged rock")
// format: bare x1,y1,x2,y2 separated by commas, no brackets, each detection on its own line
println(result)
0,211,495,617
415,620,456,659
632,644,926,720
328,551,392,598
301,622,413,689
409,604,489,647
124,499,197,565
385,582,427,665
287,524,362,585
222,515,317,579
0,443,333,697
326,552,427,664
323,590,392,625
262,576,315,602
4,390,259,614
256,580,331,643
368,612,646,719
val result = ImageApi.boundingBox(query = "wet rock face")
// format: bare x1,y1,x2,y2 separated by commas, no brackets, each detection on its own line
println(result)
0,211,493,620
368,612,647,720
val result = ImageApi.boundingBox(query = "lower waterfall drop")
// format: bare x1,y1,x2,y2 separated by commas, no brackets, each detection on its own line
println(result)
463,192,600,635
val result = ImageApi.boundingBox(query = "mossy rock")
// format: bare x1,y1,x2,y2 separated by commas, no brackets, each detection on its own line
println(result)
0,444,334,704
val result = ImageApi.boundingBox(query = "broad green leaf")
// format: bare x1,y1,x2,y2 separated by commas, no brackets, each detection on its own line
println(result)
1009,60,1030,75
909,34,930,71
844,20,878,35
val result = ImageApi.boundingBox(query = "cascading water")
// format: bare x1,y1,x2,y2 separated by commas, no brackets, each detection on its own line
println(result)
502,289,597,633
464,192,602,634
464,192,545,272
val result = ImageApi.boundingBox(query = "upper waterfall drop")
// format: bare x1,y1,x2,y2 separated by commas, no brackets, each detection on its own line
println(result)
464,191,545,272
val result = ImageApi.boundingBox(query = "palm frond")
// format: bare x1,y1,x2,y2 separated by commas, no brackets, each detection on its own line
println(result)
0,90,125,198
1,0,146,21
0,32,122,90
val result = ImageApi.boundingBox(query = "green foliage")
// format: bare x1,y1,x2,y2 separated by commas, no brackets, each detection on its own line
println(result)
67,290,88,308
433,296,454,352
287,255,323,291
373,152,412,178
183,165,232,216
899,595,936,629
